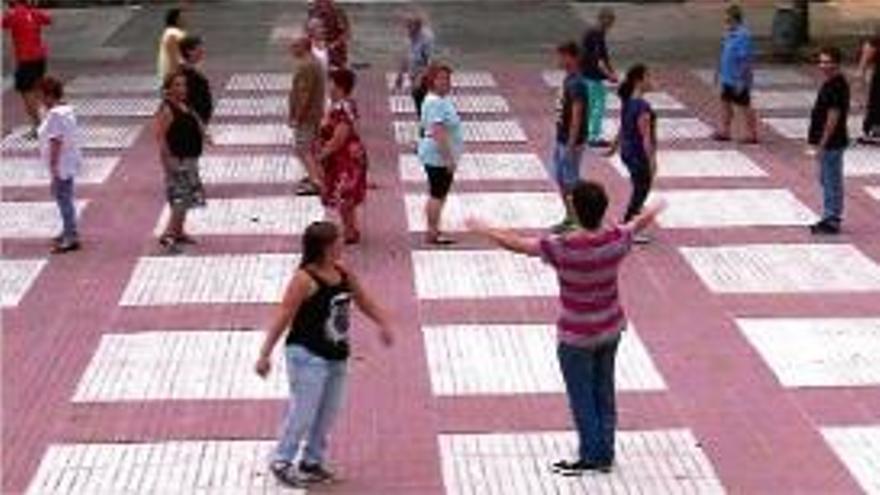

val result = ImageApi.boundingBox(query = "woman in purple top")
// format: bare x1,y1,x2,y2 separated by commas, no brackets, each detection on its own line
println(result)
607,64,657,244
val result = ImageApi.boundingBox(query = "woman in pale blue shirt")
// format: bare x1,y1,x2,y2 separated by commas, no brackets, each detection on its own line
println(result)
418,63,463,245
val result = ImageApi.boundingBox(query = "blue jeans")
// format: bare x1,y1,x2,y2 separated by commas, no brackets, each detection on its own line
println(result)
584,78,607,143
557,336,620,465
817,148,845,225
275,345,348,465
51,177,78,242
551,142,584,193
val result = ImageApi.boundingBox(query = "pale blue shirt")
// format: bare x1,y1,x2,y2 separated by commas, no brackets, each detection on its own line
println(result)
417,93,463,167
719,24,753,88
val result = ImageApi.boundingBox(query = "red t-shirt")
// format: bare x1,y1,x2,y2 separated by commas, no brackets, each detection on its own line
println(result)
2,5,52,62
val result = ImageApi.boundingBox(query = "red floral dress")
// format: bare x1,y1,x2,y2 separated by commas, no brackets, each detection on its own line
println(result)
320,99,367,209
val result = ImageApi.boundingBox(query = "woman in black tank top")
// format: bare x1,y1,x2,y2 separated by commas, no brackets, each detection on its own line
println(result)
255,221,393,487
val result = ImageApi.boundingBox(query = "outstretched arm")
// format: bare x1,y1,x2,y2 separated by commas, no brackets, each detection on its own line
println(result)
622,199,666,234
465,218,541,256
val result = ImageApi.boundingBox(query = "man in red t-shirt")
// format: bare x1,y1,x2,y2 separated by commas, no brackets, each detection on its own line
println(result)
3,0,52,138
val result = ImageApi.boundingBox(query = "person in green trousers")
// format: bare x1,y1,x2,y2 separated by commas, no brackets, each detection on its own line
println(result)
580,8,619,147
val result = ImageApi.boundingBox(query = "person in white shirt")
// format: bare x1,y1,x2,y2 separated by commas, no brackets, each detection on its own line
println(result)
157,8,186,87
38,76,82,253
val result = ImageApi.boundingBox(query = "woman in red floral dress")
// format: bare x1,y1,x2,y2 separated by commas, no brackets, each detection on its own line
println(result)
318,68,367,244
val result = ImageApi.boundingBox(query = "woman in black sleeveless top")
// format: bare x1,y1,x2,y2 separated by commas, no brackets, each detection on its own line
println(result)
154,70,206,254
255,221,393,487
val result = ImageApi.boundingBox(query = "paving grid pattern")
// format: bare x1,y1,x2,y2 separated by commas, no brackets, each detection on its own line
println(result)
386,71,497,90
844,149,880,176
211,124,292,146
2,125,143,151
653,189,817,228
750,90,818,109
1,201,89,239
66,74,161,95
868,186,880,201
404,192,564,232
154,196,323,236
25,440,303,495
602,117,713,141
72,331,287,402
393,120,528,144
198,154,305,184
692,68,812,87
736,318,880,388
679,244,880,294
68,97,159,117
225,73,292,92
412,250,557,300
398,153,547,182
609,150,767,179
1,156,120,187
0,259,47,308
762,116,864,140
422,324,665,395
215,96,288,117
389,94,510,114
118,254,298,306
438,429,725,495
821,426,880,494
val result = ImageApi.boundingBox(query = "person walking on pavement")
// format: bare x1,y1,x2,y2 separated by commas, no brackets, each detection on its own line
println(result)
38,76,82,254
580,7,618,148
857,29,880,144
808,46,851,236
290,37,327,197
712,4,759,144
3,0,52,139
318,69,368,244
418,63,463,245
256,221,393,488
157,8,186,88
466,181,665,477
606,64,658,245
179,35,213,125
306,0,350,70
394,13,434,119
550,42,589,233
155,71,207,253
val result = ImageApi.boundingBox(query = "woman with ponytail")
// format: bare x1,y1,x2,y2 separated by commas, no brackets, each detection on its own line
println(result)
606,64,657,244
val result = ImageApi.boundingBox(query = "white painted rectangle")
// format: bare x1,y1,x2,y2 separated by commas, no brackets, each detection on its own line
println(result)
439,429,724,495
846,149,880,176
387,71,497,90
199,154,305,184
404,192,563,232
610,150,766,178
603,117,713,141
119,254,298,306
66,75,160,95
751,90,817,109
399,153,546,182
423,324,665,395
1,156,119,186
154,197,323,236
215,96,287,117
2,125,142,151
654,189,816,228
73,331,287,401
867,186,880,201
763,116,863,140
394,120,527,145
1,259,47,307
225,73,291,92
737,318,880,387
69,97,159,117
1,201,88,239
680,244,880,293
212,124,292,146
390,94,509,114
26,440,303,494
821,426,880,494
693,68,811,86
412,250,556,299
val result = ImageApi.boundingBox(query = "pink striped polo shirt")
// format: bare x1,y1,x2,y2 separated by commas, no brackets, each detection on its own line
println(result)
539,225,634,347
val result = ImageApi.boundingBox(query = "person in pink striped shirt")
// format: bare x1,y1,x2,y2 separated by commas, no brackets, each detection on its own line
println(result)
466,179,664,476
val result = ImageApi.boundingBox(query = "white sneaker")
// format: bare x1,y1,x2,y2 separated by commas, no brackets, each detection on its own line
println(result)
633,234,652,245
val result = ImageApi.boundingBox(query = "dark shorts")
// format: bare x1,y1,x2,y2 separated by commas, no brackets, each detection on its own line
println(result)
14,59,47,93
721,84,751,106
424,166,454,199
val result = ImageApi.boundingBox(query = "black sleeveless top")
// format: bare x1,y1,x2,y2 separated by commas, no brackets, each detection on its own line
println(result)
286,268,352,361
164,100,203,159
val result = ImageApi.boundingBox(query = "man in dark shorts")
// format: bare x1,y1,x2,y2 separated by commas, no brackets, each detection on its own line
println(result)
713,4,758,144
3,0,52,139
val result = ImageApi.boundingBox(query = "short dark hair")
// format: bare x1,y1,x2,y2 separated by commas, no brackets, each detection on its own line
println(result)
571,180,609,230
819,45,843,65
329,68,356,95
179,35,203,61
424,62,453,91
39,76,64,100
556,41,579,59
726,4,743,23
166,8,182,27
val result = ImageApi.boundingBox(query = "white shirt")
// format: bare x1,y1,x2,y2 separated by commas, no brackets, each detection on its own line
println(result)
38,104,82,180
157,26,185,83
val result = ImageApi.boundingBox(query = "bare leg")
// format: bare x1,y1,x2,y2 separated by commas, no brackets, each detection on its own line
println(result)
717,99,733,138
296,145,324,194
341,205,359,243
744,106,759,142
22,90,42,134
425,197,444,239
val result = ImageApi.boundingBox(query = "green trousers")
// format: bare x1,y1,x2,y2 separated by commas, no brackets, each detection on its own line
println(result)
585,78,607,143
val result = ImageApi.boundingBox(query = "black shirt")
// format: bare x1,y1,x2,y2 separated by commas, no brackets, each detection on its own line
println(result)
286,268,352,361
556,73,589,145
809,73,850,149
580,27,611,81
164,100,203,158
181,65,213,124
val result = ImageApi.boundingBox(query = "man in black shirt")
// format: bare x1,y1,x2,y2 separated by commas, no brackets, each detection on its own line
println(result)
808,46,850,235
580,8,618,148
179,35,213,124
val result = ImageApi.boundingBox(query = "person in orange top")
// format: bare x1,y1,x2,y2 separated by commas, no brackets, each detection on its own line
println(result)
3,0,52,139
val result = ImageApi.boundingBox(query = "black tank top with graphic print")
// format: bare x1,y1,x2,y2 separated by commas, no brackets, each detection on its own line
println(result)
286,268,352,361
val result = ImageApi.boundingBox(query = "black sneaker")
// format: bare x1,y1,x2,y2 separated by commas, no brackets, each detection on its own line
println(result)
269,460,304,488
298,461,336,483
588,139,611,148
809,220,841,235
552,459,613,476
51,240,81,254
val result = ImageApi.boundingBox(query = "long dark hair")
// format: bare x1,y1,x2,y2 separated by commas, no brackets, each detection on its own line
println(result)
300,221,340,267
618,64,648,101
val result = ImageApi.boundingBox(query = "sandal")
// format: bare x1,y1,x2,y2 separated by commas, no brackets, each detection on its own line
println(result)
427,233,456,245
711,132,731,142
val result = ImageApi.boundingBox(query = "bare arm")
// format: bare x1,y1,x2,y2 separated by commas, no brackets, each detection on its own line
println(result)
465,218,541,256
49,137,62,178
318,121,351,160
858,41,876,82
347,270,393,346
255,271,313,377
637,111,656,174
622,200,666,234
154,105,174,166
431,122,456,167
819,108,841,150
